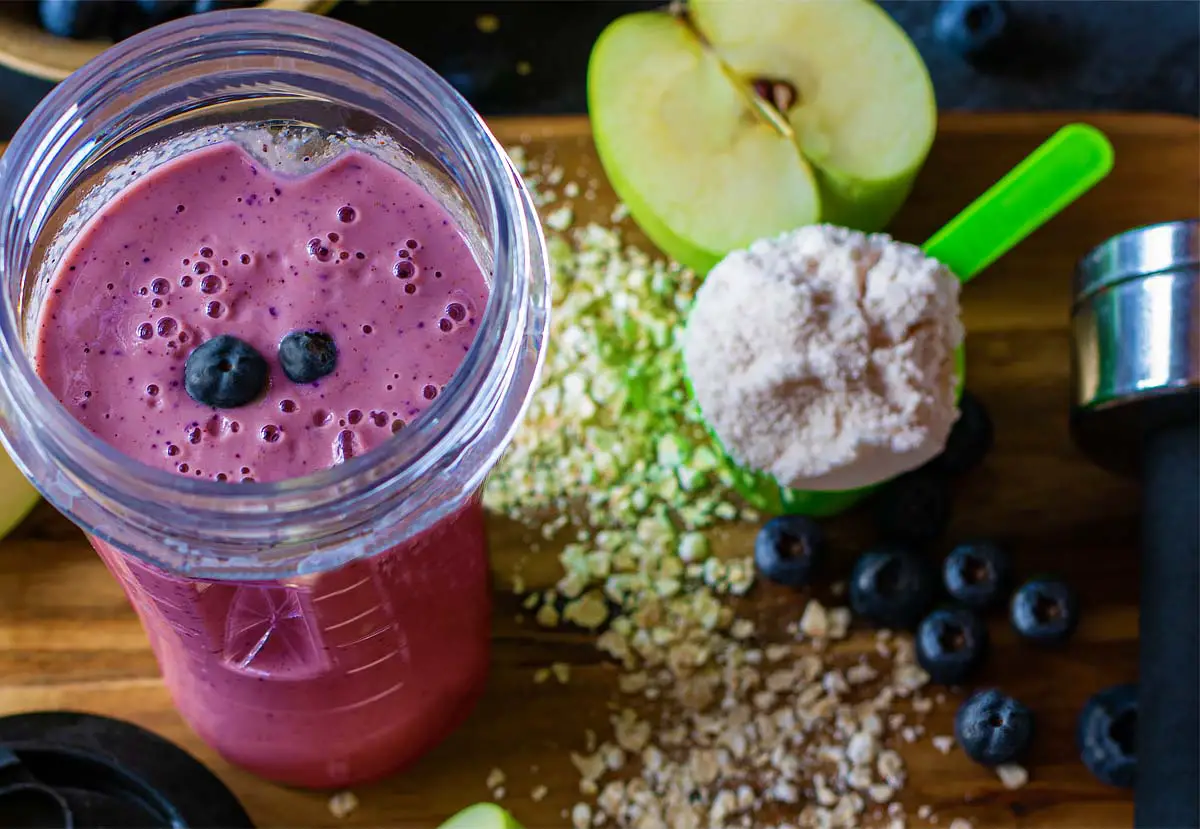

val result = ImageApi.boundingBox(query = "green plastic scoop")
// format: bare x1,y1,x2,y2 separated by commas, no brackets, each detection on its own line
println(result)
719,123,1115,517
923,122,1114,281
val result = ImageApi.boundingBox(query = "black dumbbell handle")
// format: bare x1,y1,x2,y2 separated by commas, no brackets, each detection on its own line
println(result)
1135,420,1199,828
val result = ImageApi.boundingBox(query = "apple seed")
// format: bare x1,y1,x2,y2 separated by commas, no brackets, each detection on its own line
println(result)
751,77,799,113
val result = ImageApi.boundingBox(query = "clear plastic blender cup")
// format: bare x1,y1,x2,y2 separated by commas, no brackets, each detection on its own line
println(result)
0,11,549,788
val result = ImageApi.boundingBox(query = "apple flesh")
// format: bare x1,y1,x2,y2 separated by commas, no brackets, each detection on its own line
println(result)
439,803,524,829
588,11,820,274
587,0,936,274
0,449,39,540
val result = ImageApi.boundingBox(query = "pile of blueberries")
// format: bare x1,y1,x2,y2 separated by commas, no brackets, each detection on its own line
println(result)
36,0,255,41
753,391,1137,789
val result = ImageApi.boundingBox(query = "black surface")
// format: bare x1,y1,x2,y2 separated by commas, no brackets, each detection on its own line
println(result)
0,711,254,827
0,0,1197,141
1136,421,1200,829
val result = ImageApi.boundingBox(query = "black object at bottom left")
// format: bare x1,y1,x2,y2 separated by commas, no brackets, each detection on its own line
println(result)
0,711,254,827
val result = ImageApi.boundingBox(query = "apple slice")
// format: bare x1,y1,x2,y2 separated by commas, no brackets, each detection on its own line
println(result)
0,449,38,541
587,1,935,273
588,11,821,274
689,0,936,231
439,803,524,829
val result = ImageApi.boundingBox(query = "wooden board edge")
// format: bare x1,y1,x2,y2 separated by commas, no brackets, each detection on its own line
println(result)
486,111,1200,144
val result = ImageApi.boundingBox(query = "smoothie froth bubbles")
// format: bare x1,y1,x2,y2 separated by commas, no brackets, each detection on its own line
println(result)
34,142,494,787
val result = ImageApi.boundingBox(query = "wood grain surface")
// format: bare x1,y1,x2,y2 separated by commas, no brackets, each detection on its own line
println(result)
0,112,1196,828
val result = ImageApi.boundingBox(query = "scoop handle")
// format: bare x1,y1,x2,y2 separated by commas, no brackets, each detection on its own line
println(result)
1136,419,1200,828
922,123,1114,282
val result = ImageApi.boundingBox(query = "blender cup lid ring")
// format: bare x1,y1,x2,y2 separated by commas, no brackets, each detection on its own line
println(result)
0,711,254,828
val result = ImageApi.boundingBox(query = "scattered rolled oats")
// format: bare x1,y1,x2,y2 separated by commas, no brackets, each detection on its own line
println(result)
827,606,852,640
572,803,593,829
327,791,358,819
948,819,974,829
536,604,560,628
545,205,574,232
531,785,549,802
997,763,1029,790
486,768,506,790
486,146,952,829
932,735,955,755
799,599,830,638
847,732,878,766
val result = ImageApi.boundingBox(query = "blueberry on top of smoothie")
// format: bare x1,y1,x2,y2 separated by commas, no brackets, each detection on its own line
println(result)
279,330,338,384
184,335,268,409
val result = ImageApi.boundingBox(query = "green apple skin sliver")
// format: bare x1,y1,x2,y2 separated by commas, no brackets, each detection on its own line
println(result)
587,0,936,275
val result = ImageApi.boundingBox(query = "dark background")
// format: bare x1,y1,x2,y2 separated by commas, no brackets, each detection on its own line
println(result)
0,0,1196,139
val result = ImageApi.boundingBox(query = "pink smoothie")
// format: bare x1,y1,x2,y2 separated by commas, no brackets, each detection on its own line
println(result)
34,142,494,787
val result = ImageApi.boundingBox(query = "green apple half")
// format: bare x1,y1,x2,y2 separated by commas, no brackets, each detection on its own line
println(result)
588,0,936,274
0,448,38,540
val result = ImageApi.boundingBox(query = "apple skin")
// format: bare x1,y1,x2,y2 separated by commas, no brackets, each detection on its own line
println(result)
596,156,726,275
0,449,39,540
811,162,926,237
439,803,524,829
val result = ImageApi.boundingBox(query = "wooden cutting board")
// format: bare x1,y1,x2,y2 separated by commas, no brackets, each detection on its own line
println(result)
0,112,1195,828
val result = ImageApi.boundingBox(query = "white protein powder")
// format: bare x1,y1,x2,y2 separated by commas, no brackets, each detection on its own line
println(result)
683,224,964,491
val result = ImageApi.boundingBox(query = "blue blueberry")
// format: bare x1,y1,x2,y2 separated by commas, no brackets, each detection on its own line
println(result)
278,330,337,384
943,540,1011,610
931,390,994,476
955,688,1034,766
38,0,117,39
1077,684,1137,788
934,0,1012,62
848,546,937,630
192,0,258,12
754,516,824,588
184,335,268,408
136,0,192,20
915,606,989,685
873,468,953,546
1010,577,1079,643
